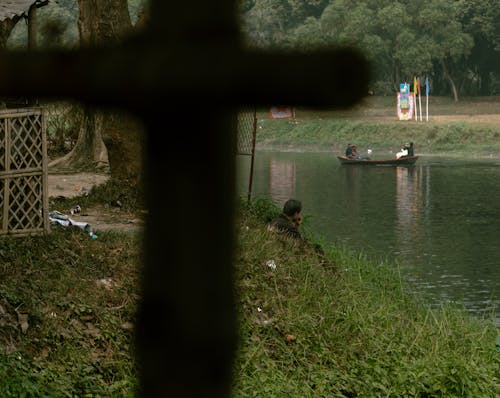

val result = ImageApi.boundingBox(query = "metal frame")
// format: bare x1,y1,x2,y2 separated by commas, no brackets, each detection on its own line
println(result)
236,107,257,202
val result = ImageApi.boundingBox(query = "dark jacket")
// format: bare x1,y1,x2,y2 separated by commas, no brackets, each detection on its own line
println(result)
268,214,301,239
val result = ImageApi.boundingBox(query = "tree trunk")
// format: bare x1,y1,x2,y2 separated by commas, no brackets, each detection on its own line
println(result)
49,105,110,171
51,0,142,178
479,68,491,96
78,0,132,47
103,111,145,184
0,17,21,48
442,61,459,102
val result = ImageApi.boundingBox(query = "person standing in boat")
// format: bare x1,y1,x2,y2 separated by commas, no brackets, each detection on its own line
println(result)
407,142,414,156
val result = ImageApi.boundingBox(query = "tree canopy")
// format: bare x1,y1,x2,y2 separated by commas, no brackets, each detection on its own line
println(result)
241,0,500,98
7,0,146,49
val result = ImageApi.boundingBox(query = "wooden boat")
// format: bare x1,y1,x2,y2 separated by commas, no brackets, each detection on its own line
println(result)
337,155,418,166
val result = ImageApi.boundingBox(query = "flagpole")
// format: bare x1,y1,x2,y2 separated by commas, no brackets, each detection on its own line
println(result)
426,93,429,121
425,77,429,121
413,77,418,122
419,86,422,122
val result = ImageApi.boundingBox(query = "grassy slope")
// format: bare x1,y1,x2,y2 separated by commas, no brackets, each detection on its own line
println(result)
255,96,500,156
232,200,499,397
2,96,500,395
0,228,141,397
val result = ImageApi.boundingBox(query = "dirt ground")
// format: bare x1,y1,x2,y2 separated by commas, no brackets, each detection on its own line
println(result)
48,172,144,234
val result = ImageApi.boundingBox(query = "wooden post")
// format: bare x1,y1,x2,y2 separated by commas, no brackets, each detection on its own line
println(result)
28,5,37,51
247,108,257,203
0,0,370,393
2,118,11,233
41,109,50,233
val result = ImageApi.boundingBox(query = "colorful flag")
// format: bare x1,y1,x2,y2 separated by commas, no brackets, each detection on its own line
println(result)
414,76,418,95
425,77,429,96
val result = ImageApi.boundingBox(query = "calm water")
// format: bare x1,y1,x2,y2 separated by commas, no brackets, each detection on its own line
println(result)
237,151,499,324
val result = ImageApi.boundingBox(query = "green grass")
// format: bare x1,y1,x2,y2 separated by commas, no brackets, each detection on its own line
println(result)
256,117,500,156
232,198,499,397
50,176,146,213
254,96,500,156
1,192,498,396
0,227,141,397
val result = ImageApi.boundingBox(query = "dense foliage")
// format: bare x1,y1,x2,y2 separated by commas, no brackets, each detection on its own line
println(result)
240,0,500,98
7,0,146,49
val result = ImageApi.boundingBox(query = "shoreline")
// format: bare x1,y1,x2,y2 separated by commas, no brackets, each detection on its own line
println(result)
255,144,500,160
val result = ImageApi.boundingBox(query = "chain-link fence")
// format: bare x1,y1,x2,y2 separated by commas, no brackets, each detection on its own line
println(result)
237,107,257,201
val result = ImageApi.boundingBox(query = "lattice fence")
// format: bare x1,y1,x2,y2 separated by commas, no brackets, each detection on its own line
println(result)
0,108,49,236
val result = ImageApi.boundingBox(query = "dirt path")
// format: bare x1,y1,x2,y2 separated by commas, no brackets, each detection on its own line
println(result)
48,172,144,234
48,172,110,199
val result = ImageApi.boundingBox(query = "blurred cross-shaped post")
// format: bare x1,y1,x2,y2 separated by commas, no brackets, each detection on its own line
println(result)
0,0,370,396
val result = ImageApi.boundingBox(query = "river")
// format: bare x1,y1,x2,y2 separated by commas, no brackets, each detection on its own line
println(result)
237,151,499,325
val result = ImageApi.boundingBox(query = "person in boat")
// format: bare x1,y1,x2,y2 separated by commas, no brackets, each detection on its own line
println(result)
407,142,414,156
268,199,303,240
351,145,360,159
345,144,363,159
345,143,355,159
397,142,415,159
396,144,408,159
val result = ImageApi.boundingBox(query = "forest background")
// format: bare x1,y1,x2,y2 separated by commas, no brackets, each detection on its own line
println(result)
9,1,500,102
240,0,500,101
7,0,146,49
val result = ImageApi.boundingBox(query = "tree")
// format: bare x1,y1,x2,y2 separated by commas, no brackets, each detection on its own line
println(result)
0,17,22,48
418,0,473,100
458,0,500,95
241,0,292,48
50,0,145,186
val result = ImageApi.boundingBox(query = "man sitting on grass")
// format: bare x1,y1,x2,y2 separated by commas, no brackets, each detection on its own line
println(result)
268,199,303,240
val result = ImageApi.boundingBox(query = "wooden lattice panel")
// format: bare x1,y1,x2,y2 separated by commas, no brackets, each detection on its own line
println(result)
0,108,49,236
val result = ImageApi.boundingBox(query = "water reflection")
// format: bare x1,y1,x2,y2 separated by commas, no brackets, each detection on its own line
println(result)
395,166,419,255
269,158,296,202
237,152,499,324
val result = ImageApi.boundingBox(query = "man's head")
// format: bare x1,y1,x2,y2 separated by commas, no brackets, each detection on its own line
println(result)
283,199,302,226
283,199,302,216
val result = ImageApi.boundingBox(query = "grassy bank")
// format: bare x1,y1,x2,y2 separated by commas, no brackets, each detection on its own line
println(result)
1,192,498,396
0,228,141,396
256,118,500,155
255,97,500,156
232,198,499,397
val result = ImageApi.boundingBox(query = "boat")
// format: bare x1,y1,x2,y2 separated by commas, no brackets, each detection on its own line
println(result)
337,155,419,166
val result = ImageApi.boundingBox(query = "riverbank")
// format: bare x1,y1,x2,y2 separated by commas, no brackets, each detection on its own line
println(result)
232,198,498,397
254,96,500,158
0,188,498,395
